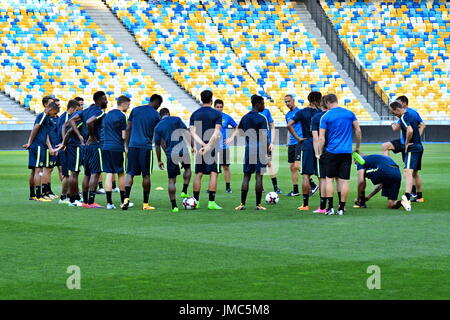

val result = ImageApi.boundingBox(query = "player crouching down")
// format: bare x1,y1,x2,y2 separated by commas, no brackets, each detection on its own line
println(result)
353,154,411,211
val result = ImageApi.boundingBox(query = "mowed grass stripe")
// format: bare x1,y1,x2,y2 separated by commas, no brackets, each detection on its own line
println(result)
0,145,449,299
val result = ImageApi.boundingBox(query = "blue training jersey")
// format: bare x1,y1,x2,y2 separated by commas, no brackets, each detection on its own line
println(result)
311,110,327,150
57,112,70,145
238,110,269,161
319,107,357,154
220,112,237,149
397,108,423,144
80,104,105,144
259,108,273,144
128,104,160,150
154,116,188,159
67,110,84,147
285,107,302,145
31,112,53,148
356,154,401,185
48,115,60,147
292,106,320,140
101,109,127,152
189,106,222,145
398,111,423,152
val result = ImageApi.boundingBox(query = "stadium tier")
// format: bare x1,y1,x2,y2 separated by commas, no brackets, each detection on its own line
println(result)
105,0,373,122
0,108,23,124
321,0,450,120
0,0,188,119
203,0,372,120
105,0,264,122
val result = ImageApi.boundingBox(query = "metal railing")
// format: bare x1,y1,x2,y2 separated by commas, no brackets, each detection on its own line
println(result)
305,0,393,120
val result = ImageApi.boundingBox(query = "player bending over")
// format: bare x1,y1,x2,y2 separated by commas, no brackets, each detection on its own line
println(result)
154,108,193,212
353,154,411,211
235,95,269,211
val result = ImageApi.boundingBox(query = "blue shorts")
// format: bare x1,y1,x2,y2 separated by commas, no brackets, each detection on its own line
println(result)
45,149,58,168
84,144,103,175
127,147,152,176
243,163,266,174
102,150,126,174
380,172,402,201
59,149,69,176
300,139,316,175
195,150,218,175
167,159,190,179
28,144,46,169
404,150,423,171
66,145,83,173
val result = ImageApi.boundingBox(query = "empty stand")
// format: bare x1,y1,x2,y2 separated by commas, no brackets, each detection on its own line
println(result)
321,0,450,120
0,0,189,120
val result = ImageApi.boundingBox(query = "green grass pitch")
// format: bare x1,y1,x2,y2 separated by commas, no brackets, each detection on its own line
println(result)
0,144,449,299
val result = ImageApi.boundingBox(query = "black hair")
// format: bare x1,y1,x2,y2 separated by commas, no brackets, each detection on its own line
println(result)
150,94,163,104
200,90,213,104
307,91,322,104
390,101,403,110
322,93,338,105
74,97,84,102
214,99,224,106
117,95,131,106
67,99,79,110
251,94,264,106
47,101,59,110
159,108,170,117
93,91,106,103
396,96,408,106
42,95,54,106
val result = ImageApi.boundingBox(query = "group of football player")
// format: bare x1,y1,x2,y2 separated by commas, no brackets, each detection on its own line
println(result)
24,90,424,214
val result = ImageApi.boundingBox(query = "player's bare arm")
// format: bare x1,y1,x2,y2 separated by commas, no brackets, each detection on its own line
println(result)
225,126,238,145
155,144,164,170
46,135,56,156
287,119,305,143
23,123,41,149
124,120,131,149
69,114,84,145
418,122,426,136
189,125,207,150
357,169,366,199
353,120,362,152
391,122,400,131
405,126,413,152
318,128,326,158
86,116,99,145
201,124,222,155
312,130,320,157
269,122,275,151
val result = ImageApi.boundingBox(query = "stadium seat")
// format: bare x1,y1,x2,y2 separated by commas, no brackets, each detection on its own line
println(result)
105,0,373,122
321,0,450,120
0,0,189,120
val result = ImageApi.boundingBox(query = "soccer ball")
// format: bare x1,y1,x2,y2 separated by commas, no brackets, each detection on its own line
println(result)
265,192,279,205
182,197,198,210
